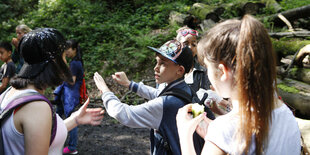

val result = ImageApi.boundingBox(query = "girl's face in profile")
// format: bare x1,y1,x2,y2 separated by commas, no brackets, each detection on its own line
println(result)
65,47,76,58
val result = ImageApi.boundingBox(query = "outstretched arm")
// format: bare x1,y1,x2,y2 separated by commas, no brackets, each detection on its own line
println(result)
65,98,104,131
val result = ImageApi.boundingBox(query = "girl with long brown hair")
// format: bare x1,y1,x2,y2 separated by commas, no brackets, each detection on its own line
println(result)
176,15,301,154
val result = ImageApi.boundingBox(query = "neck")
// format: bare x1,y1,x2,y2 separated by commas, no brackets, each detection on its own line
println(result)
166,76,184,85
24,84,45,94
5,58,12,63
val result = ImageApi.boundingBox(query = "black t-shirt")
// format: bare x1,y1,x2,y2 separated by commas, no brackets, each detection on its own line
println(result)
0,61,16,81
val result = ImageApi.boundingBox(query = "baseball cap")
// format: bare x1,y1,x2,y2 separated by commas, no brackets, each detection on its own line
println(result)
148,40,193,73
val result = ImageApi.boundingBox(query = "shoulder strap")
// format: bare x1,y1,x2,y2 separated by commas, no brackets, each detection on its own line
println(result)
0,91,57,146
159,88,192,103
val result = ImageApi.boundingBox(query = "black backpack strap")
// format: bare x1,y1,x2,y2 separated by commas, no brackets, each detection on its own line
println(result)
0,91,57,147
160,88,192,104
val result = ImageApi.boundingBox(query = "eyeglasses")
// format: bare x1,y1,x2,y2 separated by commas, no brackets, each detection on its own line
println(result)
180,29,198,37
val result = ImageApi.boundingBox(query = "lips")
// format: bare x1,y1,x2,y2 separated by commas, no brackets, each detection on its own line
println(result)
154,74,160,79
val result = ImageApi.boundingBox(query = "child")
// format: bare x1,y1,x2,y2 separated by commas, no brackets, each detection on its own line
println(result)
176,15,301,154
163,26,231,115
94,40,214,155
53,39,84,154
11,24,32,73
0,42,15,94
0,28,104,155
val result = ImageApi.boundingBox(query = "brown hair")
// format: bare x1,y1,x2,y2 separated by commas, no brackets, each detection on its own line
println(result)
198,15,277,154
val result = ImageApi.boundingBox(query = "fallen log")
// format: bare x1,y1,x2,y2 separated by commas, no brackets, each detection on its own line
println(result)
263,4,310,26
277,78,310,119
269,30,310,39
188,3,223,22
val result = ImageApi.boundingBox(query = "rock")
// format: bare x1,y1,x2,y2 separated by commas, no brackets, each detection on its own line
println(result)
199,19,216,32
169,11,187,26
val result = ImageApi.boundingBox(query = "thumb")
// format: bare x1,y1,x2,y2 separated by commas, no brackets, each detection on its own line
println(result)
112,74,116,80
80,98,90,111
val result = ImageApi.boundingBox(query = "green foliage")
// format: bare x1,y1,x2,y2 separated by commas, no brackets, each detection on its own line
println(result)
277,83,300,94
280,0,310,10
272,38,310,56
1,0,309,81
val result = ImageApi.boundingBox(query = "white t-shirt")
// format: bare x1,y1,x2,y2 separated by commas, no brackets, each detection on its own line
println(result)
205,104,301,155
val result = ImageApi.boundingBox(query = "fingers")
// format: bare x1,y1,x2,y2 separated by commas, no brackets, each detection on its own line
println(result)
90,114,104,126
210,85,214,91
193,112,206,123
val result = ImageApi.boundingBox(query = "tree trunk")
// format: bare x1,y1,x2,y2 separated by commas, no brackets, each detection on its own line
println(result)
284,67,310,84
264,4,310,26
188,3,222,22
277,78,310,119
269,31,310,39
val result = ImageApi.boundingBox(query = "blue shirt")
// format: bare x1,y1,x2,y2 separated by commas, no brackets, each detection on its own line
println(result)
69,60,83,82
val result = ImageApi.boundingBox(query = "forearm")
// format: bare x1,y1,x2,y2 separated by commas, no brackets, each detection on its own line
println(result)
179,134,196,155
129,81,160,100
102,91,162,129
0,78,9,93
64,112,79,131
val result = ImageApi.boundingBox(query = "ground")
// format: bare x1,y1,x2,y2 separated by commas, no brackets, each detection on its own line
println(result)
75,111,150,155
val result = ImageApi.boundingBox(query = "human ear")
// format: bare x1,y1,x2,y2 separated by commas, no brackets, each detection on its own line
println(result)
177,65,185,76
218,63,230,82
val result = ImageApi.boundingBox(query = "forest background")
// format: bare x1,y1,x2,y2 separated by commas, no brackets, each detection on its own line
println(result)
0,0,309,100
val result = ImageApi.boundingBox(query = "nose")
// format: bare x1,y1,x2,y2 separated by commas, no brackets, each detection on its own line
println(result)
154,63,159,72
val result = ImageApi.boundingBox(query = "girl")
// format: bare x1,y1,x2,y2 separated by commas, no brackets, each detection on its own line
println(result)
176,15,301,154
11,24,32,73
1,28,104,155
54,39,84,154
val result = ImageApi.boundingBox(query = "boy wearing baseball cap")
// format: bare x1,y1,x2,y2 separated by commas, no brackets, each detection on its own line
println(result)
94,40,213,155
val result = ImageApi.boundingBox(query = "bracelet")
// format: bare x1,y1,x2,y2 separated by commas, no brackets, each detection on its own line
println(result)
75,117,80,125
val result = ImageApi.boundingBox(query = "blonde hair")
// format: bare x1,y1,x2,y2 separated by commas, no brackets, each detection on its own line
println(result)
16,24,32,34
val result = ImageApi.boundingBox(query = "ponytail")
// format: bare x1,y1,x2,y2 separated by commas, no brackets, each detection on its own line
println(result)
236,15,277,155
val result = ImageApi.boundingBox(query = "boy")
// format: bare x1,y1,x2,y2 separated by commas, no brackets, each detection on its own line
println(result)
94,40,213,155
0,42,16,94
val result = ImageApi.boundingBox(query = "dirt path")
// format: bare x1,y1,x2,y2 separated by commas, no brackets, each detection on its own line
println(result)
74,110,150,155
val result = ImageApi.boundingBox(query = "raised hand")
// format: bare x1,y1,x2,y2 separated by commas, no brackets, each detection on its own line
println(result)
93,72,110,93
112,71,130,88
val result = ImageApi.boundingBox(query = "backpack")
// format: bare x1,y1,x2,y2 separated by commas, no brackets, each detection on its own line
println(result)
157,87,214,155
79,74,88,104
0,91,57,154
